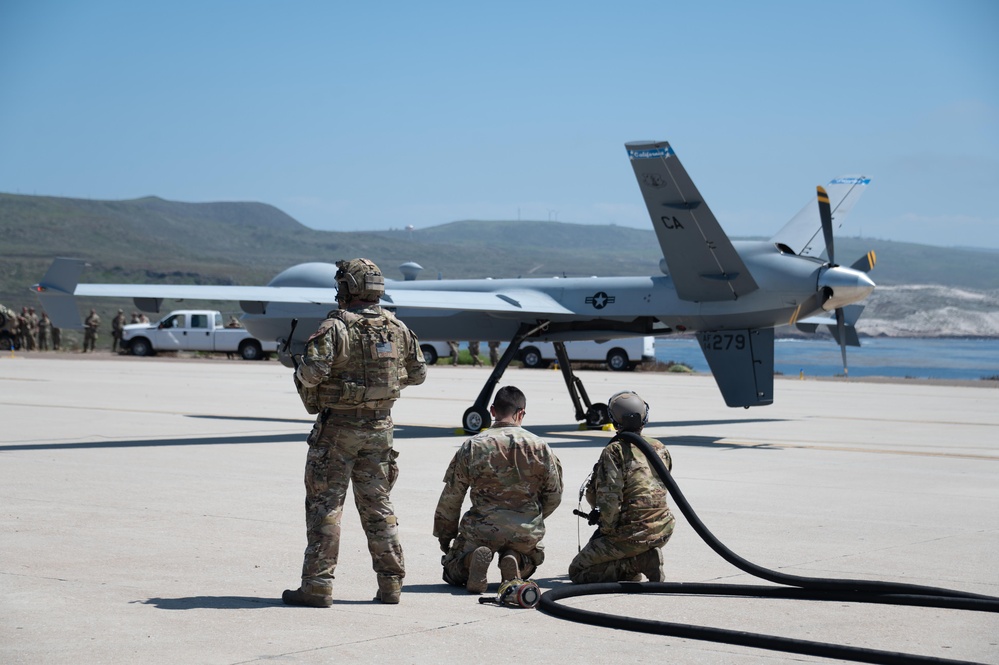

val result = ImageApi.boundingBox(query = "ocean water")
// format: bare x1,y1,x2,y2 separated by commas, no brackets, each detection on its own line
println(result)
655,337,999,381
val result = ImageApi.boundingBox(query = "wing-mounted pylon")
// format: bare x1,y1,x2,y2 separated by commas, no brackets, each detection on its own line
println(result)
626,141,758,302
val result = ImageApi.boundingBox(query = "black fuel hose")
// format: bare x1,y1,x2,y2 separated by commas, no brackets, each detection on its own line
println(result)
538,432,999,665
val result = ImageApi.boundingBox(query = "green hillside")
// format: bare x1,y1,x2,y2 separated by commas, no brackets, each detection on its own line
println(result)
2,192,997,320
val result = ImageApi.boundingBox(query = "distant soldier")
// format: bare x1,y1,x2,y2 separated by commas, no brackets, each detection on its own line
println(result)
138,312,150,324
130,311,142,324
447,340,460,365
37,312,51,351
16,309,29,350
83,309,101,352
488,341,501,365
22,307,37,351
468,341,483,367
225,316,242,328
111,309,127,353
52,324,61,351
27,308,39,351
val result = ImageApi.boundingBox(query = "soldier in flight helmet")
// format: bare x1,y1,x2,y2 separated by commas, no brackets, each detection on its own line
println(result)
607,390,650,432
568,389,675,584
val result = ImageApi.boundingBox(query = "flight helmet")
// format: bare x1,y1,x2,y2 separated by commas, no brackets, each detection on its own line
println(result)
335,258,385,302
608,390,649,432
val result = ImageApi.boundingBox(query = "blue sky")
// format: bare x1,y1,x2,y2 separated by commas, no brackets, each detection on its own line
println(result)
2,1,997,249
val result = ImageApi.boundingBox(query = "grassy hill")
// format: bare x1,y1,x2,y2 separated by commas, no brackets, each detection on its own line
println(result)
2,192,997,343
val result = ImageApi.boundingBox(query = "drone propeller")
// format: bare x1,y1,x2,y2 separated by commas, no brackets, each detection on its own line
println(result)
817,186,847,375
850,250,877,273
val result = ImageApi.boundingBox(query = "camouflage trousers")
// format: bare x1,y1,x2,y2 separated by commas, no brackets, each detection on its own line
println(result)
300,412,404,591
441,533,543,586
568,530,671,584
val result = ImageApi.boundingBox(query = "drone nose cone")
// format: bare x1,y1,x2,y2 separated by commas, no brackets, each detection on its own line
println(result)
819,266,876,311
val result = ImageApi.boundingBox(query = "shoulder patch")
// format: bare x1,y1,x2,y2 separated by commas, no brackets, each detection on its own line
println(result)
306,317,341,344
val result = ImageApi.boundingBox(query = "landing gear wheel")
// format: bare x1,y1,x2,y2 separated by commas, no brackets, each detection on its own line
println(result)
584,402,610,429
463,405,491,434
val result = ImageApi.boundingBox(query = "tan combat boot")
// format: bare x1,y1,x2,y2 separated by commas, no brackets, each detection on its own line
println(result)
499,552,521,582
376,576,402,604
466,546,493,594
282,583,333,608
637,548,664,582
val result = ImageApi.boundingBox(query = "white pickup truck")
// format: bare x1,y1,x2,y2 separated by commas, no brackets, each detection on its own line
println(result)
420,337,654,371
122,310,278,360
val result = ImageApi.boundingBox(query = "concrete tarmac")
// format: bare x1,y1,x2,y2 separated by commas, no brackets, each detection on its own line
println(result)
2,354,997,664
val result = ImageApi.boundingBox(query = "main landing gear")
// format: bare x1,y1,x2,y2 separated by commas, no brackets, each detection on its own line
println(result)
460,323,610,434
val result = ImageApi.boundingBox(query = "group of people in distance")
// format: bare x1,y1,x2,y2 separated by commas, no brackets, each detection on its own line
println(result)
281,257,675,607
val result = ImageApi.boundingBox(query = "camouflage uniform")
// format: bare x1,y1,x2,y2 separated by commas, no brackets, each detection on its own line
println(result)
16,312,28,350
447,340,459,365
83,310,100,352
111,310,126,353
468,341,482,366
293,303,426,599
488,341,501,365
568,434,675,583
26,308,39,351
434,423,563,585
37,313,51,351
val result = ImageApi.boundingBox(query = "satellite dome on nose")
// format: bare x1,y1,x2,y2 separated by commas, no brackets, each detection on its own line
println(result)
399,262,423,281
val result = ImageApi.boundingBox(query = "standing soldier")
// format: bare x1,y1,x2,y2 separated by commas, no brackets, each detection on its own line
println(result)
37,312,51,351
283,258,426,608
14,307,28,351
568,391,675,584
467,341,483,366
26,307,39,351
111,309,127,353
447,340,460,365
488,341,501,365
83,309,101,352
434,385,563,593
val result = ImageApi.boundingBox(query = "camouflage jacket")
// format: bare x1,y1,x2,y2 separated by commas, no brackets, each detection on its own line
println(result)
295,304,426,412
585,434,674,545
433,423,563,549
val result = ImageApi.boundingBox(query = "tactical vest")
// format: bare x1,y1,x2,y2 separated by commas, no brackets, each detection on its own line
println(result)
315,308,404,412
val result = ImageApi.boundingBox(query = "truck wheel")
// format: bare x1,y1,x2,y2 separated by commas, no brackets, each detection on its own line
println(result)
420,343,438,365
239,340,263,360
521,346,547,369
607,349,630,371
130,338,152,357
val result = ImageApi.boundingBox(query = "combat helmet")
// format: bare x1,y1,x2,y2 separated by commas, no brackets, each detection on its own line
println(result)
608,390,649,432
335,258,385,303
